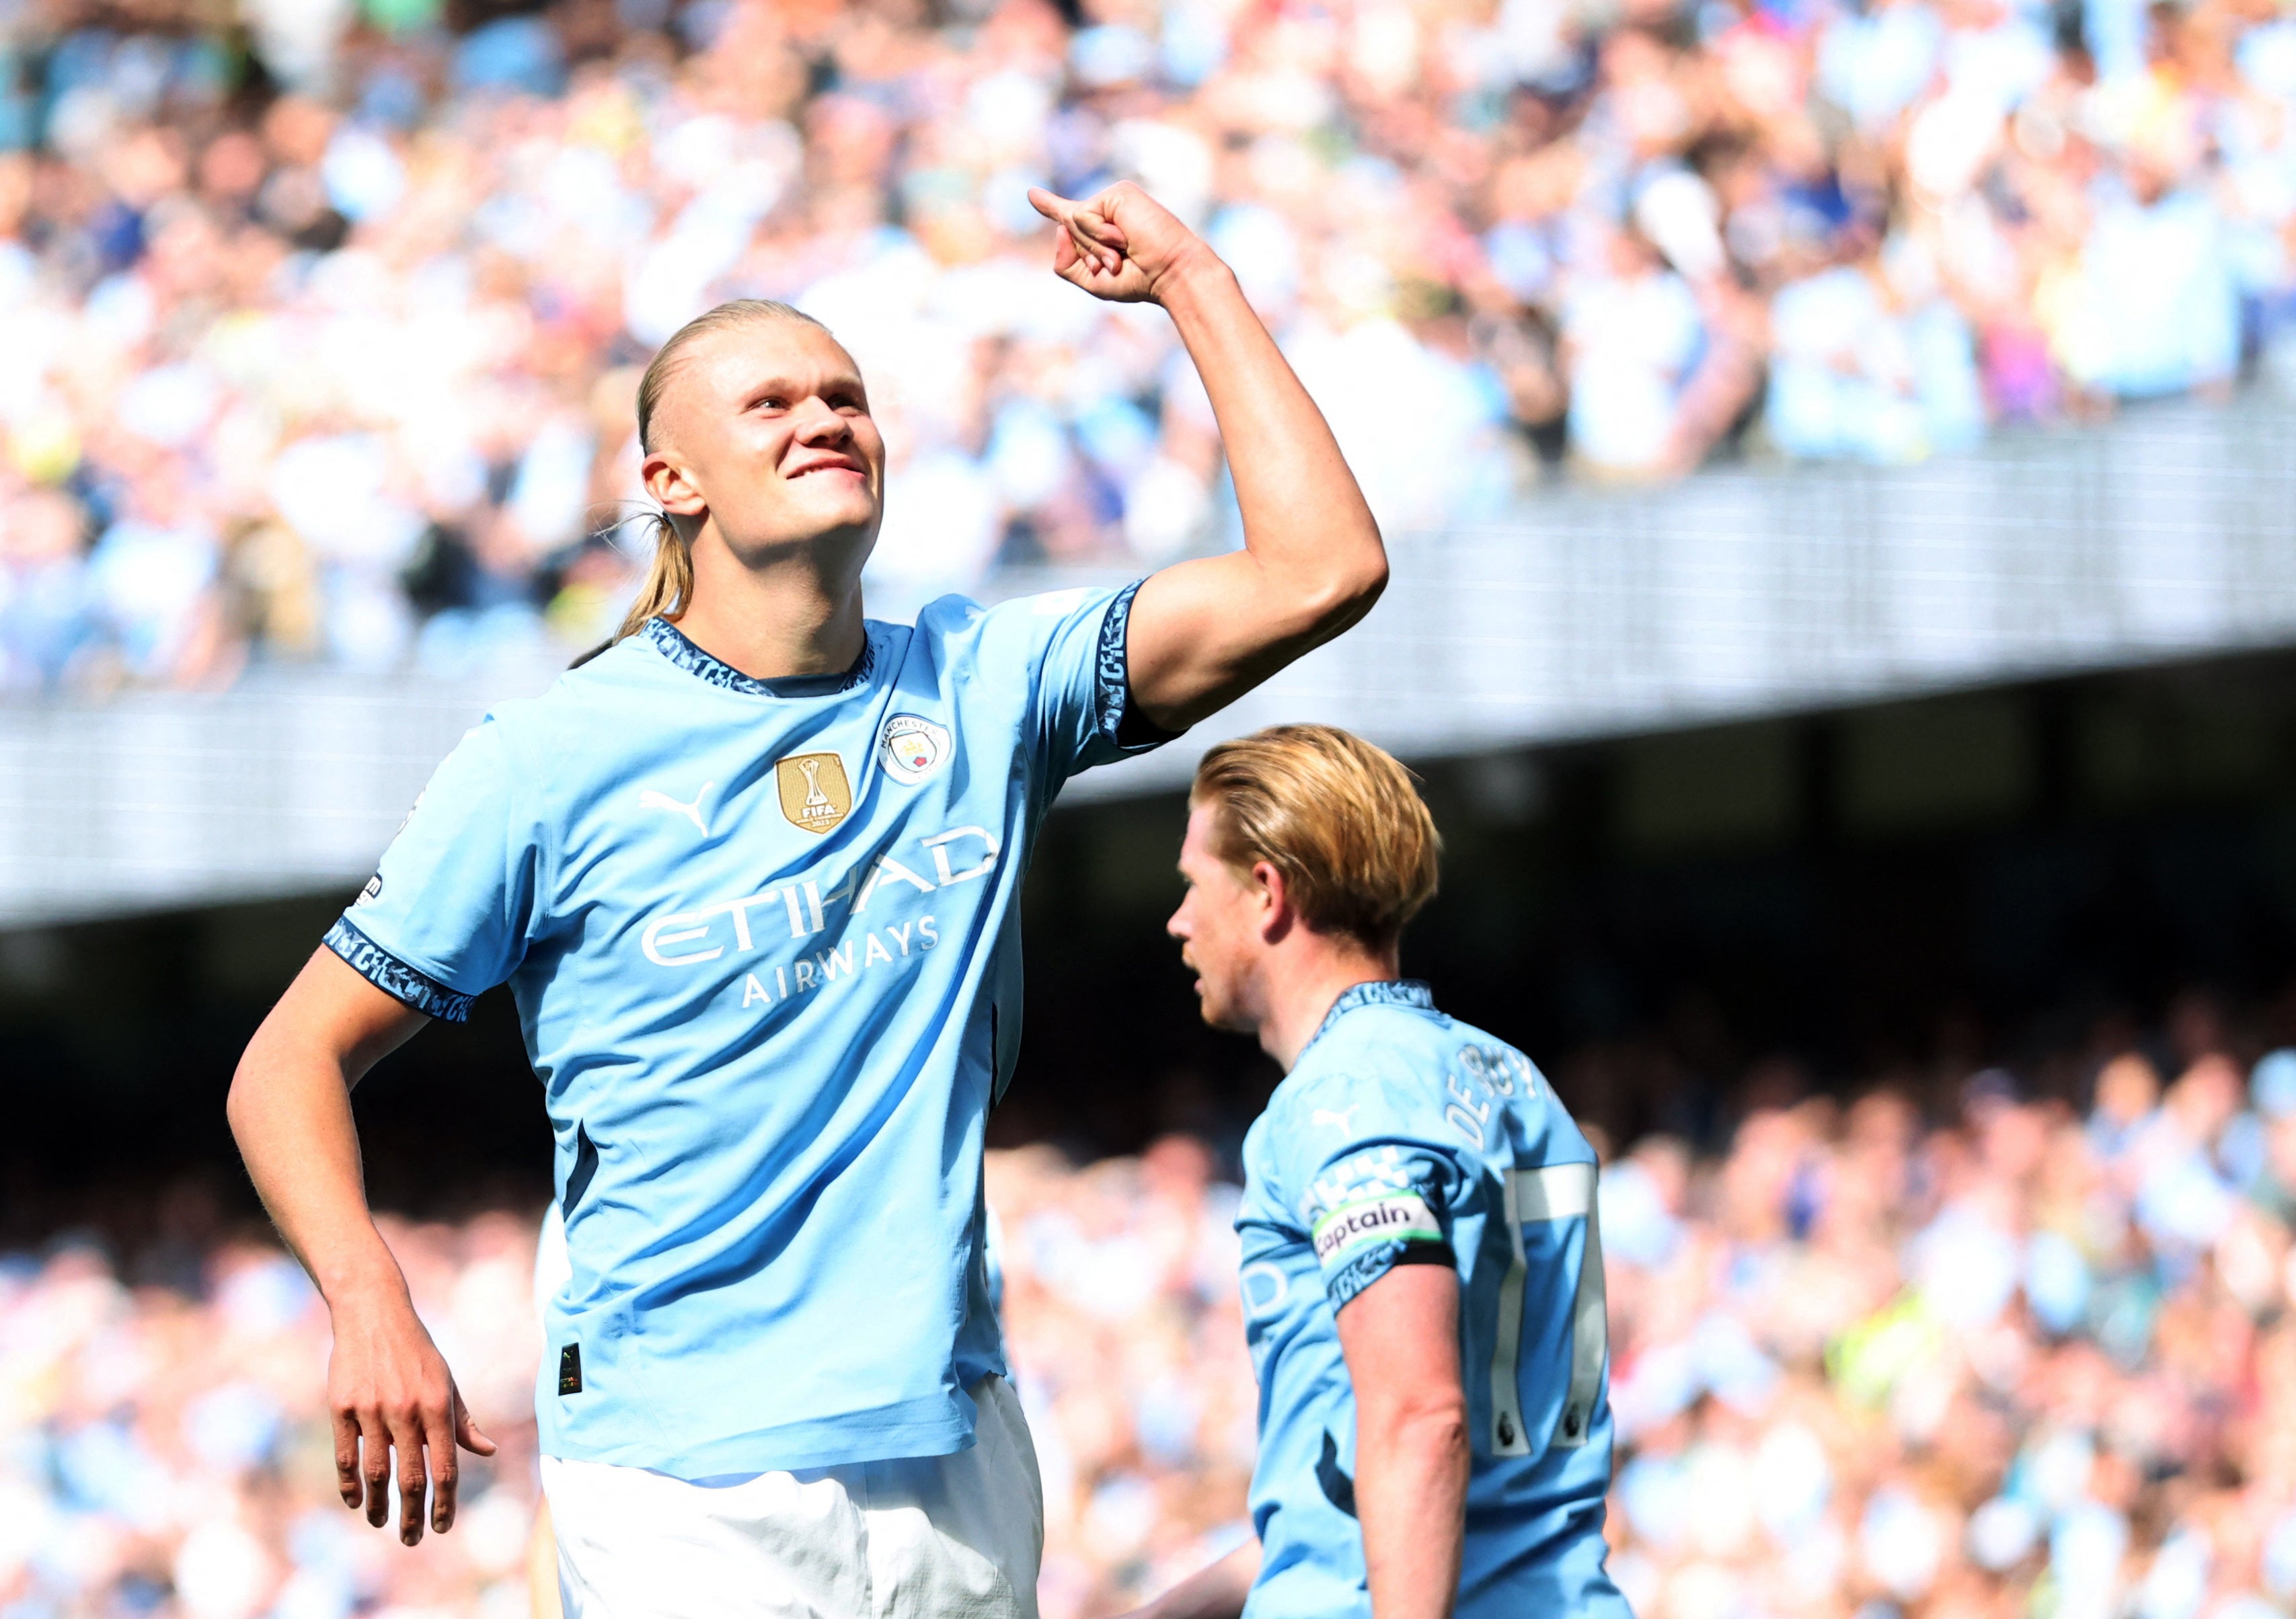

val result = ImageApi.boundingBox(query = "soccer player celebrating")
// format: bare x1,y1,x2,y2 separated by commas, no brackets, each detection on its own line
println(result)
1137,725,1630,1619
225,182,1385,1617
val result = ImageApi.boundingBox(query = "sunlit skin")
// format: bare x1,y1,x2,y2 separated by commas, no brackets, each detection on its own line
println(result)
640,319,887,677
1166,801,1398,1071
1169,801,1281,1037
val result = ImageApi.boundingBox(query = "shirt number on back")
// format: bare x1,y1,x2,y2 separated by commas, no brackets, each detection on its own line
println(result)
1489,1162,1607,1457
1444,1074,1490,1147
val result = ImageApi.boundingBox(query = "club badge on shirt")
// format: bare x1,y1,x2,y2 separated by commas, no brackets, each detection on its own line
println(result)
878,714,952,784
775,752,852,834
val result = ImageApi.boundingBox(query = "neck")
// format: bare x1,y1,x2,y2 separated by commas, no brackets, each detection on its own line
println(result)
671,524,870,680
1258,937,1402,1072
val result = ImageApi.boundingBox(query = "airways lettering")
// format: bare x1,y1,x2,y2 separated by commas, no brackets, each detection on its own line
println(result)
731,917,942,1012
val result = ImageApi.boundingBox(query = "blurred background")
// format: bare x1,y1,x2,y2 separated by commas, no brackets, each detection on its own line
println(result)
5,0,2296,1608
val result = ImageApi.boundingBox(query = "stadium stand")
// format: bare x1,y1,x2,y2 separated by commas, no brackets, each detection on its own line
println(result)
8,0,2296,1610
1,0,2293,690
11,1020,2296,1618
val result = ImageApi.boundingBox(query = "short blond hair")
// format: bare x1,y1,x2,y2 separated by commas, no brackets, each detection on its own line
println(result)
1191,724,1441,952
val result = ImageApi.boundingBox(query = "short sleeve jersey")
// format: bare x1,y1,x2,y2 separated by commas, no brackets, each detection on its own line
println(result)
328,585,1170,1478
1235,982,1632,1619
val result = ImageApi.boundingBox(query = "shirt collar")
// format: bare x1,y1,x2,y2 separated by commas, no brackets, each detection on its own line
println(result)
1300,979,1436,1058
641,616,876,699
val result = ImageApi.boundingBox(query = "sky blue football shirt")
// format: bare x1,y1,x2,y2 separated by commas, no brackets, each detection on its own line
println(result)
1235,982,1633,1619
327,584,1169,1478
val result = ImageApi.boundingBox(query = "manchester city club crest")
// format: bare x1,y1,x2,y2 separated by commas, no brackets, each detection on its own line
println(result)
775,751,853,834
877,714,952,785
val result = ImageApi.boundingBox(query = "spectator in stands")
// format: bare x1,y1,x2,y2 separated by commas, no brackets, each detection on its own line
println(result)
18,1011,2296,1617
0,0,2291,695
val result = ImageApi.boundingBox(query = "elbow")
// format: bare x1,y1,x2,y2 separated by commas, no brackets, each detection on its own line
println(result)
1361,1392,1470,1458
225,1020,290,1153
224,1052,261,1150
1299,546,1388,641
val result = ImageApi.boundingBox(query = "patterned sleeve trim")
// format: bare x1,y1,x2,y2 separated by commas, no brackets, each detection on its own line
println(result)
323,916,477,1023
1094,578,1184,754
1327,1238,1456,1311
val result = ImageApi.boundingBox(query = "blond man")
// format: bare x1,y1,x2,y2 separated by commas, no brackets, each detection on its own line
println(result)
1137,725,1632,1619
228,182,1385,1619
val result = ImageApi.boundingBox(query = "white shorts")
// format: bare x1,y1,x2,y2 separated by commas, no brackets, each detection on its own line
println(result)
542,1376,1044,1619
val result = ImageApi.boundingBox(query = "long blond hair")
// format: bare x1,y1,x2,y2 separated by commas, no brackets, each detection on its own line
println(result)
615,299,829,642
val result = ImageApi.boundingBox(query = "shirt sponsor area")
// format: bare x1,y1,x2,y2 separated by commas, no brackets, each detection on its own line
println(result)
638,824,999,969
734,916,940,1011
1310,1193,1441,1269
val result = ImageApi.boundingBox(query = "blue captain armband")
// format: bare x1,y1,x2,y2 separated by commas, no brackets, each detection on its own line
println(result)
324,916,477,1023
1313,1189,1454,1309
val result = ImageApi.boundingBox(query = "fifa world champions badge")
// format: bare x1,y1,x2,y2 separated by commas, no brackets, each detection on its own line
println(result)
775,752,853,834
878,714,952,784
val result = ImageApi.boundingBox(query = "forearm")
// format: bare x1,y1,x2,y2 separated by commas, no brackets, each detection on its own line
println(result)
1134,1541,1260,1619
1155,255,1384,608
1354,1407,1469,1619
228,1024,406,1306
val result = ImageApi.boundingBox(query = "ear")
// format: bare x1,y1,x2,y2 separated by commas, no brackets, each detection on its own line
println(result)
1251,860,1294,944
643,448,706,519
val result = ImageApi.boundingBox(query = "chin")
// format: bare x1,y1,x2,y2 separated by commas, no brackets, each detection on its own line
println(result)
1198,991,1254,1036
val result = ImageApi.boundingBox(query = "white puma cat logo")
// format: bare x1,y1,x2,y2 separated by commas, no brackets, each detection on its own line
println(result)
638,781,712,834
1312,1107,1361,1133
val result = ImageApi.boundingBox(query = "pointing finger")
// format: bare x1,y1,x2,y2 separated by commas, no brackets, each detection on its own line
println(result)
1029,188,1123,276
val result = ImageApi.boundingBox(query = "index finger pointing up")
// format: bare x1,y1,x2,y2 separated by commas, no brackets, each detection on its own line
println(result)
1027,188,1125,276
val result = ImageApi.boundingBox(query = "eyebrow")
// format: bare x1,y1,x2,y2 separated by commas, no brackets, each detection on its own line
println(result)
743,372,866,404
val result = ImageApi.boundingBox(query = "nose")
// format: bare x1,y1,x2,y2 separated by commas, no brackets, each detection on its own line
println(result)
793,397,852,444
1166,900,1188,939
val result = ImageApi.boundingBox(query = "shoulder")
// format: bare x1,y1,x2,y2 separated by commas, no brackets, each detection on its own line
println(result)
450,637,673,787
1266,1017,1451,1150
1289,1005,1460,1098
922,584,1131,662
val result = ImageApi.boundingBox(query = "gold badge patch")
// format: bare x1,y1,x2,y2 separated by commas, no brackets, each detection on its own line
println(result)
775,752,853,834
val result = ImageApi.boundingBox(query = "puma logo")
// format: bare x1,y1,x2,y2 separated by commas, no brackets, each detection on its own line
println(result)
638,781,712,834
1312,1107,1361,1133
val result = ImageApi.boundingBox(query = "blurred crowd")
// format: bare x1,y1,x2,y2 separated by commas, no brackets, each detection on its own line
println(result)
17,1003,2296,1616
0,0,2293,690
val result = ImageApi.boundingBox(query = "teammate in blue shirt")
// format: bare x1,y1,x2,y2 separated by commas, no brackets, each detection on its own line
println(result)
1131,725,1631,1619
225,182,1387,1617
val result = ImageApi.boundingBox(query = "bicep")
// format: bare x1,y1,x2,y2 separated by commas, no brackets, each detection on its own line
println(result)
1124,551,1377,732
1334,1262,1465,1421
245,948,432,1091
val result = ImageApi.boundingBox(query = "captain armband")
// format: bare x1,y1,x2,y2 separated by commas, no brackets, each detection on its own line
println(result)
1312,1191,1453,1310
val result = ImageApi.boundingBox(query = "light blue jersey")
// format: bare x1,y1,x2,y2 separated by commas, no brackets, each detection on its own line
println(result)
1235,982,1631,1619
327,585,1170,1478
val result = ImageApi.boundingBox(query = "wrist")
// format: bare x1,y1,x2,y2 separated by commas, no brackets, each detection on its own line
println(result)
1149,247,1237,315
313,1245,412,1312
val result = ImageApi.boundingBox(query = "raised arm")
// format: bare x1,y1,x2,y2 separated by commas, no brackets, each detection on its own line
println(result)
1334,1263,1471,1619
1029,184,1388,731
227,949,495,1544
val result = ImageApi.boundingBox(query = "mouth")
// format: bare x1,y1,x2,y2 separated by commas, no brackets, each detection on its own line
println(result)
788,460,867,481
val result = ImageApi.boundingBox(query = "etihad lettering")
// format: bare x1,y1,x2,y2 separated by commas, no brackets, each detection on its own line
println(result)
641,827,998,969
922,827,997,886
